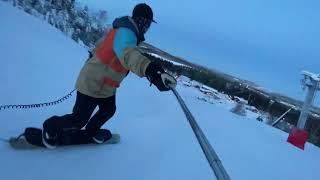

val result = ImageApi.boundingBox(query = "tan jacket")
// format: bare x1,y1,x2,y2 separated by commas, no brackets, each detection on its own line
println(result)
75,17,151,98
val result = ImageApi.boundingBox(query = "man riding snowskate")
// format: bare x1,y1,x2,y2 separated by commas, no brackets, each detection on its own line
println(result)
42,3,177,148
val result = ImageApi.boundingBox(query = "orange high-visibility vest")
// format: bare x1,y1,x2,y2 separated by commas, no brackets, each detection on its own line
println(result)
95,29,129,88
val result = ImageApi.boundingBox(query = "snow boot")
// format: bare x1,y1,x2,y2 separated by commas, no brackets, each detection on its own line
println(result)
92,129,112,144
42,129,59,149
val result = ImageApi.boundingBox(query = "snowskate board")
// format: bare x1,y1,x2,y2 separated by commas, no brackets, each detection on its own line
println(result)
9,127,120,149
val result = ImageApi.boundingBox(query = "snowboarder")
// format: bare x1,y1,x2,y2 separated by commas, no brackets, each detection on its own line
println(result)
41,3,177,148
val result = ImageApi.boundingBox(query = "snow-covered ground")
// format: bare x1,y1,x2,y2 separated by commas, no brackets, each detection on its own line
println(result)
1,2,320,180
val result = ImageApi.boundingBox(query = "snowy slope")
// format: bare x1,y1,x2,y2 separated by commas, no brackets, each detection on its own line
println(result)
0,2,320,180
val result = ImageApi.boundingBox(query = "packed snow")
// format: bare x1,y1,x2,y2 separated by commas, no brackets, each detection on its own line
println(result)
0,2,320,180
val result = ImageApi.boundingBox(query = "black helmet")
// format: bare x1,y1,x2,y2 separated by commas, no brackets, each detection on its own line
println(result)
132,3,157,23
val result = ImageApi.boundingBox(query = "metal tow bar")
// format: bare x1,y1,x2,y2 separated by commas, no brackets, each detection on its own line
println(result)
170,86,230,180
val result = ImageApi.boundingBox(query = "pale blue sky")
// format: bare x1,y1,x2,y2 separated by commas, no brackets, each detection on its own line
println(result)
78,0,320,105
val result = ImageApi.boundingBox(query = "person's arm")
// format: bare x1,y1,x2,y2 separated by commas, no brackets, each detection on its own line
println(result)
113,28,177,91
113,28,151,77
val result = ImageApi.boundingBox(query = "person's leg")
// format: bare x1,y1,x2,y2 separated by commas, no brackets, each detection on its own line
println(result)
43,91,97,142
85,95,116,138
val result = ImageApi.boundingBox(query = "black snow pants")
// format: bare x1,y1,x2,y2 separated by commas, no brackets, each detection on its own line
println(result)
43,91,116,138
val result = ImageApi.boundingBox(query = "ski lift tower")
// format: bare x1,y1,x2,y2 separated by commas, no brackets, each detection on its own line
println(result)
287,70,320,150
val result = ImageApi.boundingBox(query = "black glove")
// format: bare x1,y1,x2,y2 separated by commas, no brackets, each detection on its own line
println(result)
145,62,177,91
